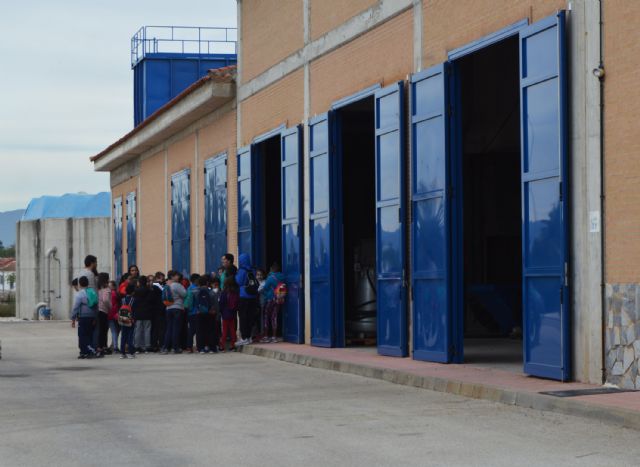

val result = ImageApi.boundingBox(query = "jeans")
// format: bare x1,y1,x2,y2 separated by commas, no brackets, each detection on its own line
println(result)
196,313,215,351
187,314,197,349
151,310,166,350
163,308,183,351
238,297,257,341
96,312,108,349
108,320,120,350
219,318,237,350
120,325,135,355
264,300,281,337
77,317,95,355
134,319,152,349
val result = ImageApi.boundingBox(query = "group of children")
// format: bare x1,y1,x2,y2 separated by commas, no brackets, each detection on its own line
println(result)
70,253,287,359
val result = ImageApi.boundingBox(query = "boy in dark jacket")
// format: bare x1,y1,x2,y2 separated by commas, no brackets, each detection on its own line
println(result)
71,276,98,358
119,283,136,359
259,262,286,343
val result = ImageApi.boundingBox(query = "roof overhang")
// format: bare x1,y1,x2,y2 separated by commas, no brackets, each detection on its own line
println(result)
93,78,235,172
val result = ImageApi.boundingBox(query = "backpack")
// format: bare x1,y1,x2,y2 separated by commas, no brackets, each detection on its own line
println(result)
118,297,134,327
244,270,259,296
184,288,194,310
86,287,98,308
196,288,212,314
162,284,174,306
274,282,288,305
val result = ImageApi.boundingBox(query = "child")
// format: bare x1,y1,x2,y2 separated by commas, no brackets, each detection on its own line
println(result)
255,269,267,338
218,276,239,352
71,276,98,358
209,277,221,349
185,274,200,352
119,283,136,359
194,276,215,353
162,270,187,354
133,276,153,353
97,273,111,354
259,262,285,343
107,280,120,353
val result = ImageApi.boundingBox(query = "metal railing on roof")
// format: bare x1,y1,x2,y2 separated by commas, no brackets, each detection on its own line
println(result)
131,26,237,67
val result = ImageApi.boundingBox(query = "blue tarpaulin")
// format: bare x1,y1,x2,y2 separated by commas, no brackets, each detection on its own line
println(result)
22,193,111,220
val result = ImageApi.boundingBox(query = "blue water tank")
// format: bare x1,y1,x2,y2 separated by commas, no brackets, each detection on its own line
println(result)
132,26,237,126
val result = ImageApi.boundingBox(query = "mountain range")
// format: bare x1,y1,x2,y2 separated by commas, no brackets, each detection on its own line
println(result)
0,209,25,247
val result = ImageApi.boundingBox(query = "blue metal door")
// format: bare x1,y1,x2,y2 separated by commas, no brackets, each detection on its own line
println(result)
113,197,123,280
374,83,408,357
237,146,256,259
281,126,304,343
171,169,191,277
126,191,137,268
309,113,334,347
520,12,569,381
204,154,228,275
410,64,454,363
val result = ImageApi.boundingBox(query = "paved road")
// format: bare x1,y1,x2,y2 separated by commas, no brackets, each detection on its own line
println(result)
1,322,639,467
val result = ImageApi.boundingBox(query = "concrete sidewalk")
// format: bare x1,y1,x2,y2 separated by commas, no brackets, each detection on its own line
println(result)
239,342,640,429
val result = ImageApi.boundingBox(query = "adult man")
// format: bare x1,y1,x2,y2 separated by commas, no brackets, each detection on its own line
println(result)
219,253,237,286
78,255,98,290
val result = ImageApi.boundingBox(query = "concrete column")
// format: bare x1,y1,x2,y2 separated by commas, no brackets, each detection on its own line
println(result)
303,0,311,343
164,148,169,272
413,0,423,72
568,0,604,384
194,129,200,271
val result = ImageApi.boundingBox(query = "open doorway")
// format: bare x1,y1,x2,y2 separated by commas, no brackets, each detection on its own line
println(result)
336,97,377,348
458,37,523,371
256,136,282,271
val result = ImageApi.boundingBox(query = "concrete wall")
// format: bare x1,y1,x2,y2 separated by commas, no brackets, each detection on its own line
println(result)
16,218,111,320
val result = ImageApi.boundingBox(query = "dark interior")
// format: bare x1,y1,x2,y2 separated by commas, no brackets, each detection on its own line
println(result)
338,97,377,346
459,37,523,347
258,136,282,272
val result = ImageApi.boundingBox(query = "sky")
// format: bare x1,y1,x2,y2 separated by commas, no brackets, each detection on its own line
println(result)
0,0,237,212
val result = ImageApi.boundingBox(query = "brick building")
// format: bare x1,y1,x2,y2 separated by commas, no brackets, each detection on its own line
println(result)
93,1,640,387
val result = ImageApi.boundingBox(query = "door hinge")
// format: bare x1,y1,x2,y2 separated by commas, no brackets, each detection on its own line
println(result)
204,189,207,196
449,345,456,357
564,262,568,287
224,181,227,188
398,207,402,223
204,167,207,174
559,286,564,305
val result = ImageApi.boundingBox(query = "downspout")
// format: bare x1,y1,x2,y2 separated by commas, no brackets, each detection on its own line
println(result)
595,0,606,384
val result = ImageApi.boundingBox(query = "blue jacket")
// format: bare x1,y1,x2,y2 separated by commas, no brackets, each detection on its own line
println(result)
71,289,97,320
260,271,285,302
186,284,199,316
236,253,256,299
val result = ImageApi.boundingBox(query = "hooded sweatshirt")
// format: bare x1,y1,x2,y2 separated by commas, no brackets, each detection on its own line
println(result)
235,253,256,299
71,288,97,320
260,271,285,302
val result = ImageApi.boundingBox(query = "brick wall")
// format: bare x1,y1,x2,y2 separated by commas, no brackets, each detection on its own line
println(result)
422,0,566,68
140,150,165,274
310,0,378,40
309,10,412,116
240,68,304,145
241,0,303,83
604,0,640,283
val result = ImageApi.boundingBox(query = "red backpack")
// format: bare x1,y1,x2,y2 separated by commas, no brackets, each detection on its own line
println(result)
274,282,288,305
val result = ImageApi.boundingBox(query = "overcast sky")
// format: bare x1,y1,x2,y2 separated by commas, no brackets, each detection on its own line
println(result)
0,0,236,212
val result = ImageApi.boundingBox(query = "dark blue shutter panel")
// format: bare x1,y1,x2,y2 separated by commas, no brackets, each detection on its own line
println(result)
205,154,228,274
126,191,137,268
171,170,191,277
520,12,570,381
237,146,254,259
309,112,334,347
410,64,454,363
374,82,408,357
113,197,123,280
281,125,304,343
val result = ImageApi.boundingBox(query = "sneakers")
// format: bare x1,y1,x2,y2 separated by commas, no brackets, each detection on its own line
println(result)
127,354,136,359
120,354,126,359
160,349,169,355
174,349,182,354
199,350,205,354
78,354,87,359
260,336,271,343
270,337,278,343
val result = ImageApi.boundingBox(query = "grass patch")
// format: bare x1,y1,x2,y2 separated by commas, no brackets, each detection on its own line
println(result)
0,302,16,317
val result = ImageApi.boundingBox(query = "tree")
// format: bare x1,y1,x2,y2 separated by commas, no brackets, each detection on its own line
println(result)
0,242,15,258
7,273,15,290
0,274,4,292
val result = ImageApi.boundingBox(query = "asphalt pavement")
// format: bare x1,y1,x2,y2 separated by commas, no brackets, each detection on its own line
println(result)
1,321,639,467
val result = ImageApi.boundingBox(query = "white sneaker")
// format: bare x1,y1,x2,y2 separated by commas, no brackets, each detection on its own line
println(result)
270,337,278,343
235,339,246,346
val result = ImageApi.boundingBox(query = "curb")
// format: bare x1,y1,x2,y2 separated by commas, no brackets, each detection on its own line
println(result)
239,345,640,430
